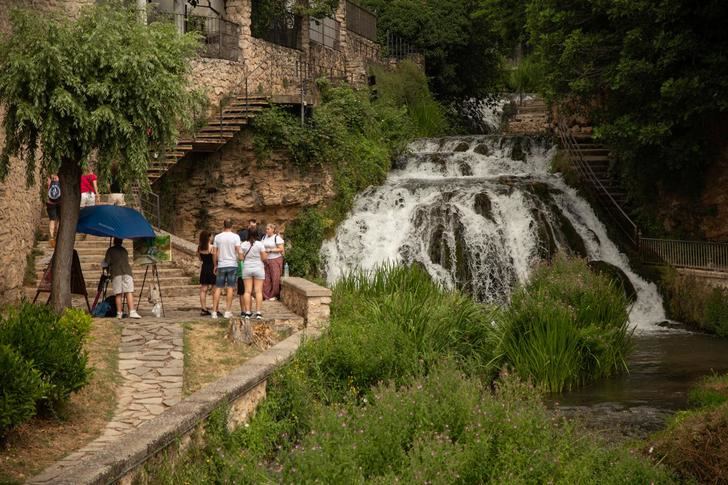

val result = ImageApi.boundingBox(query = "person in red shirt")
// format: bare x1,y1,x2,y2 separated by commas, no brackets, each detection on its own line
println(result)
80,165,99,207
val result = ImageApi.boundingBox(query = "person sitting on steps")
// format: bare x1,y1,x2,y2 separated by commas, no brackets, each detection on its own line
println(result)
104,238,141,319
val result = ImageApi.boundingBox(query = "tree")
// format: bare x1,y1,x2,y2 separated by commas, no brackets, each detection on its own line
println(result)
360,0,503,99
0,5,199,310
526,0,728,209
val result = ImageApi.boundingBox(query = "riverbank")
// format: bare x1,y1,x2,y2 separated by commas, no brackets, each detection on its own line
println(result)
142,263,675,483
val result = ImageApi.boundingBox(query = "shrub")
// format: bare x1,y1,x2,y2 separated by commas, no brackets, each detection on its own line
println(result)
648,373,728,484
0,304,92,409
492,254,632,392
0,344,47,435
278,365,673,484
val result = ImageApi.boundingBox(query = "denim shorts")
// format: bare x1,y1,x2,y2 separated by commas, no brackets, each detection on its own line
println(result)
215,267,237,288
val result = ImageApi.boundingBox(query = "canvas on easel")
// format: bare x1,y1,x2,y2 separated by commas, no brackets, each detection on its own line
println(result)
34,249,91,312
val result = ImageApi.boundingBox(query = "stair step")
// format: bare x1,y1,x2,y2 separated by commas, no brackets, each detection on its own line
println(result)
197,126,242,133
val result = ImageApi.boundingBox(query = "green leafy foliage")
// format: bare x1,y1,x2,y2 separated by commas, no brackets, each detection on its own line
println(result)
525,0,728,207
0,344,48,436
254,63,445,277
0,4,199,188
360,0,504,99
491,254,632,392
0,305,92,408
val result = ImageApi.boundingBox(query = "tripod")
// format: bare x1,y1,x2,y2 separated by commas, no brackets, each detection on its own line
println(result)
137,263,165,317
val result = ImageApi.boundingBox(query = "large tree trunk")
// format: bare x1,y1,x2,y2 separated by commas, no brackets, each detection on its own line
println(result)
51,158,82,311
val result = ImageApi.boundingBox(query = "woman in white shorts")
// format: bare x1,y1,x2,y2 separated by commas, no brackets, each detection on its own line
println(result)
239,231,267,319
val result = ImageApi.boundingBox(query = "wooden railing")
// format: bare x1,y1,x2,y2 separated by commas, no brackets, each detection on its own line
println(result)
555,116,728,273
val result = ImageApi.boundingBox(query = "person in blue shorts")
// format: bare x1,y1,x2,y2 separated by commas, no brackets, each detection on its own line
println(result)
211,219,241,319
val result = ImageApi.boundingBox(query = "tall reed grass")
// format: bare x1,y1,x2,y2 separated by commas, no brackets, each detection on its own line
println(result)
491,254,632,392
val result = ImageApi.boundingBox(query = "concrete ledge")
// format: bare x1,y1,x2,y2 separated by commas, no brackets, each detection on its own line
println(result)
281,278,332,328
30,328,322,485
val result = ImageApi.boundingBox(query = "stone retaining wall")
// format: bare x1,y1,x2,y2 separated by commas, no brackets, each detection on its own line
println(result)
281,277,332,328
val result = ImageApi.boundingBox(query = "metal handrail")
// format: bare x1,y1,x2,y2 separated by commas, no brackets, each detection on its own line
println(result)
555,117,640,245
640,238,728,271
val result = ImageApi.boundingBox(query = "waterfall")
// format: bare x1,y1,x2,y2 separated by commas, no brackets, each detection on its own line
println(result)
321,134,667,332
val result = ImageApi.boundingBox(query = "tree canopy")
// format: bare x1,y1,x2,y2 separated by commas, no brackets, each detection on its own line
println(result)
0,5,199,309
525,0,728,201
360,0,504,99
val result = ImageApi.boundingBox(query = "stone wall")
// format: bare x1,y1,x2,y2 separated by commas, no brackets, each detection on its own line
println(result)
155,130,335,240
281,277,332,328
0,117,42,304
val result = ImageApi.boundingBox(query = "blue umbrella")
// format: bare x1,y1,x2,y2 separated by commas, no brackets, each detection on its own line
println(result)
76,205,155,239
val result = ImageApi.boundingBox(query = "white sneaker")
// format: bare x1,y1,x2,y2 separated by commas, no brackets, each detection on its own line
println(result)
129,310,142,319
211,311,218,319
117,312,123,320
223,311,233,319
269,297,277,301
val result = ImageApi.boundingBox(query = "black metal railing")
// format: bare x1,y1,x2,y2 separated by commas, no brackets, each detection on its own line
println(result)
556,115,728,273
251,2,302,50
129,185,161,228
641,238,728,271
384,31,418,60
310,16,340,50
556,117,640,246
148,11,241,62
346,0,377,41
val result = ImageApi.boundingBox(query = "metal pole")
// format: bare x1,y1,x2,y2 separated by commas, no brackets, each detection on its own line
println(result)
300,61,305,127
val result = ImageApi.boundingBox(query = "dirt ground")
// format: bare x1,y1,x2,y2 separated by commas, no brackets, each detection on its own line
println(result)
183,319,277,396
0,319,121,484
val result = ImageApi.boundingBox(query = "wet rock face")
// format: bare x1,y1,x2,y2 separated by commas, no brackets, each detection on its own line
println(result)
453,141,470,152
588,260,637,303
473,143,491,156
473,193,493,221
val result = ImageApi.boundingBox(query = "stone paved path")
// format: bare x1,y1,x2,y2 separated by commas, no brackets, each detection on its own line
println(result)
28,317,184,483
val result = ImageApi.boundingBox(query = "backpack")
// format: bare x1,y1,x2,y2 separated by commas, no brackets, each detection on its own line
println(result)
48,179,61,202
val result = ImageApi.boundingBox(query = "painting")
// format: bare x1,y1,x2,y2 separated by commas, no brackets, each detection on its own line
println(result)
133,235,172,265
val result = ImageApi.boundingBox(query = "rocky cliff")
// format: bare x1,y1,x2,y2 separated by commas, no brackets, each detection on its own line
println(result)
155,130,335,240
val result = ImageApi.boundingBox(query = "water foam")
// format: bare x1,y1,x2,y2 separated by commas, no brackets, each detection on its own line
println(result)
321,134,667,332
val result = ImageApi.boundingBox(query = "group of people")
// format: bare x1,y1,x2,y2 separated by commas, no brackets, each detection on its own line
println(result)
197,219,286,320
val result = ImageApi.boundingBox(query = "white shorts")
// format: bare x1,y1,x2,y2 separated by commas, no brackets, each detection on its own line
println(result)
242,266,265,280
108,193,126,206
112,275,134,295
81,192,96,207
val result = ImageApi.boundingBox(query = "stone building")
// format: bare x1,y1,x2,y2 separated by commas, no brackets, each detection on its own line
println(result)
0,0,396,303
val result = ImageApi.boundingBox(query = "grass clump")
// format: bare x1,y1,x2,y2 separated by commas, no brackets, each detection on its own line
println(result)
491,254,632,392
145,264,670,484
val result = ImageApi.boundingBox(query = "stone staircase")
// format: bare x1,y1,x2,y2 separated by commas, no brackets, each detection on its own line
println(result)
506,97,550,134
31,229,199,301
571,134,629,208
147,95,270,184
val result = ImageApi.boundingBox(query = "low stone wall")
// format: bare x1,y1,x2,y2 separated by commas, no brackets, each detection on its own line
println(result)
677,268,728,290
281,277,332,328
30,278,331,484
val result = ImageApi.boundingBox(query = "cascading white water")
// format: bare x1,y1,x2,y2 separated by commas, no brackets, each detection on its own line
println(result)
321,134,667,332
